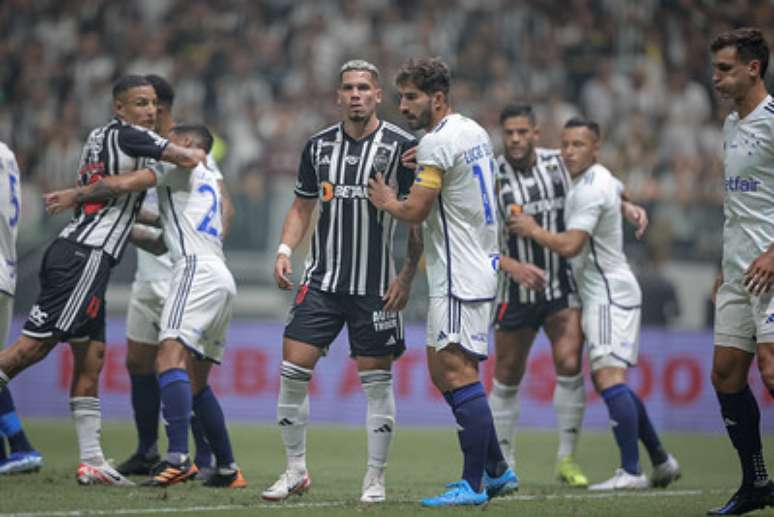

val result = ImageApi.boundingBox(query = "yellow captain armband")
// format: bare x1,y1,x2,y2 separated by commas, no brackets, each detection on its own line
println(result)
414,165,443,190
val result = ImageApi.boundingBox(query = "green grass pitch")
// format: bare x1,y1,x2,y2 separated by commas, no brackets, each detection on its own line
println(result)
0,420,770,516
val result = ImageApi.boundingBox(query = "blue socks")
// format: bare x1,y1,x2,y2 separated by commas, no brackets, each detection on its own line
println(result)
718,385,769,487
626,386,667,466
601,384,640,475
0,387,34,453
158,368,192,459
444,382,494,492
191,414,214,469
193,386,234,468
130,373,160,458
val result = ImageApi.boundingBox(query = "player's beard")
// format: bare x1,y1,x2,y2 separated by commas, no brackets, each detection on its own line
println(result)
408,104,433,130
508,142,535,172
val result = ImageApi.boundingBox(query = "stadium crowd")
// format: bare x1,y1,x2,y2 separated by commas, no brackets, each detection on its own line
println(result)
1,0,772,260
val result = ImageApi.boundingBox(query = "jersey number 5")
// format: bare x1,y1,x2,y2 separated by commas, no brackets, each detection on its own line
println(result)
4,159,19,228
196,184,220,237
471,161,495,226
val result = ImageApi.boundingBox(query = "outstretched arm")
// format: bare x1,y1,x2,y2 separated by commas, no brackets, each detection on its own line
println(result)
509,212,589,258
368,173,438,224
44,169,157,214
161,143,206,169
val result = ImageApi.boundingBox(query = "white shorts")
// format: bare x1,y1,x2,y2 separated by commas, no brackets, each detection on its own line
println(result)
426,296,492,359
583,304,641,371
160,257,236,364
0,292,12,346
714,280,774,353
126,279,170,344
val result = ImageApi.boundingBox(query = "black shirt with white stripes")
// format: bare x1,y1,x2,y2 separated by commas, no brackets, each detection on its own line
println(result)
59,117,168,261
496,148,576,304
295,120,416,296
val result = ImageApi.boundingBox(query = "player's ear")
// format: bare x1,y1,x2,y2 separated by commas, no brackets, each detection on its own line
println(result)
375,86,383,105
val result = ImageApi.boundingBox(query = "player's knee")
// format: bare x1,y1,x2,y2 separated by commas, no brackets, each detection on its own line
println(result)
711,364,744,392
554,354,581,377
757,354,774,390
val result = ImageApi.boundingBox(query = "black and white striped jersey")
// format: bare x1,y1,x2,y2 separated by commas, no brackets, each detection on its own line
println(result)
496,147,575,304
295,120,417,296
59,118,168,261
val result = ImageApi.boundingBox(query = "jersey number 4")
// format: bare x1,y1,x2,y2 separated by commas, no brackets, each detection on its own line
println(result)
196,184,220,237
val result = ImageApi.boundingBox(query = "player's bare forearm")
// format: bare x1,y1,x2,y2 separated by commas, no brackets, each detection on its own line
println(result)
529,226,587,258
75,170,156,202
161,143,205,169
130,226,167,256
218,179,235,238
398,224,423,281
280,197,316,249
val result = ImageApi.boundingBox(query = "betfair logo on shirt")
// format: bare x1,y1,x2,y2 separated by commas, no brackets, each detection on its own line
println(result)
725,176,761,192
319,182,368,202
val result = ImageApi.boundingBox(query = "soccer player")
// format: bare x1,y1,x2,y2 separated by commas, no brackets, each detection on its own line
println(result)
490,103,648,487
0,75,204,486
369,57,516,507
263,60,422,504
44,124,244,489
509,117,680,491
117,74,233,480
0,141,42,475
706,27,774,515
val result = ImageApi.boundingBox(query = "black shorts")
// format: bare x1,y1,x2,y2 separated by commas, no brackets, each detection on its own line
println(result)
284,285,405,358
22,239,110,343
494,295,576,332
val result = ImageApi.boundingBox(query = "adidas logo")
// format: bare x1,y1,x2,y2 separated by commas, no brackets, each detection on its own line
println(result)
373,424,393,434
278,418,294,426
724,417,737,427
385,336,397,346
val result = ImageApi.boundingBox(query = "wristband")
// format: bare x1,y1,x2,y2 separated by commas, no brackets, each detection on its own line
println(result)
277,243,292,257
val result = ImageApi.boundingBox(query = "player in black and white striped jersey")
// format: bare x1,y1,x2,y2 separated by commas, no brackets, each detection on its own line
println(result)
489,104,648,487
0,75,204,487
264,60,423,504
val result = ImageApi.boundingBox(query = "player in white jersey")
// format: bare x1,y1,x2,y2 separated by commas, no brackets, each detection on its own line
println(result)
118,75,233,479
0,76,204,487
369,57,515,507
0,142,42,475
45,124,244,489
705,28,774,515
510,117,680,492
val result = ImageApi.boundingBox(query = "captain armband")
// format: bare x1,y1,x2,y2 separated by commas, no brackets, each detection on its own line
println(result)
414,165,443,190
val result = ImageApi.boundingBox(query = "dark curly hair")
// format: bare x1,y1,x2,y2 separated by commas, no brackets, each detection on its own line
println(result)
395,57,450,97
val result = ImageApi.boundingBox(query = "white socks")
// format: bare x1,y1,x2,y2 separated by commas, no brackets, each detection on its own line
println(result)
554,373,586,459
488,379,520,468
278,361,312,473
70,397,105,465
359,370,395,472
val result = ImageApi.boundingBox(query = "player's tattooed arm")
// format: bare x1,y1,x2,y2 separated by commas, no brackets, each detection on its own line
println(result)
130,225,167,256
161,142,206,169
384,224,423,311
43,169,157,214
218,179,235,239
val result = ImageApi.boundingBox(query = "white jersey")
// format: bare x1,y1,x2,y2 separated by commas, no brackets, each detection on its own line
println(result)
564,163,641,308
135,153,223,281
0,142,19,295
721,95,774,282
416,113,499,300
152,159,225,263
